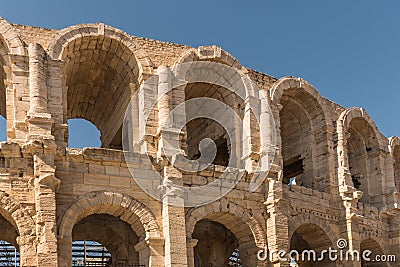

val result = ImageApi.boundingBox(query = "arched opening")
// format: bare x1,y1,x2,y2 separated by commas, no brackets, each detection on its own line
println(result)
190,212,260,267
0,214,20,266
347,118,382,204
72,240,111,267
68,119,101,148
0,241,19,267
360,239,385,267
62,35,140,150
290,224,334,267
193,220,239,267
184,82,245,167
393,145,400,192
279,88,329,191
72,214,140,266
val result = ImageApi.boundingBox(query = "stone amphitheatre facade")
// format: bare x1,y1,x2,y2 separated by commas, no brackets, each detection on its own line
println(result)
0,17,398,267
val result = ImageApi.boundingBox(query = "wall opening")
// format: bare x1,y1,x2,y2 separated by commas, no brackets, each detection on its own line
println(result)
283,156,304,183
184,83,244,167
190,211,261,266
62,35,139,150
72,214,141,266
0,215,19,266
279,88,329,192
290,224,334,266
72,240,111,267
193,219,240,267
280,98,313,189
347,118,382,204
68,119,101,149
360,239,384,267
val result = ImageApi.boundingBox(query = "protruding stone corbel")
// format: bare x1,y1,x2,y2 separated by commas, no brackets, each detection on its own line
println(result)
158,178,184,200
21,139,44,155
34,173,61,192
347,212,363,222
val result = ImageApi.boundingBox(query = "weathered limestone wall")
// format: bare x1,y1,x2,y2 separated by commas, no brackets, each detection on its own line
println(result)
0,17,398,267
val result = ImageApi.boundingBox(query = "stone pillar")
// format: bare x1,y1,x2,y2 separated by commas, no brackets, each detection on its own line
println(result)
134,237,165,267
186,238,198,267
265,179,290,267
27,43,53,139
340,198,362,267
388,208,400,264
157,65,188,267
243,94,261,172
18,235,37,267
336,122,357,196
32,140,60,267
46,59,67,146
57,236,72,267
161,166,188,267
7,54,30,142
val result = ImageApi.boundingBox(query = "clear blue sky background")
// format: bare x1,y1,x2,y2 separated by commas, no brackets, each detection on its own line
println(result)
0,0,399,147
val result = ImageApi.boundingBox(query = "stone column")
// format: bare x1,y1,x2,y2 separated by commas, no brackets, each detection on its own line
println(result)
28,43,47,114
134,237,165,267
264,179,290,267
186,238,198,267
157,65,188,267
27,43,53,139
32,140,60,267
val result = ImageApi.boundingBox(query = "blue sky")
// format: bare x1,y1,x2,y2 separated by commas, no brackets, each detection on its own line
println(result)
0,0,399,147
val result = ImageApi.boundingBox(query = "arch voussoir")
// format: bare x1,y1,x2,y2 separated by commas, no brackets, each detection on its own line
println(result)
58,191,161,240
186,200,267,248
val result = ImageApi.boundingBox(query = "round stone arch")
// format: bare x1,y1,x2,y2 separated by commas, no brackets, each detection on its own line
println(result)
0,191,37,266
58,190,162,240
171,47,267,175
338,108,385,151
47,23,154,81
270,76,329,116
0,190,35,237
270,76,332,133
359,236,388,256
0,17,26,55
172,46,257,98
337,108,387,199
186,200,267,248
270,76,333,191
288,213,338,245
